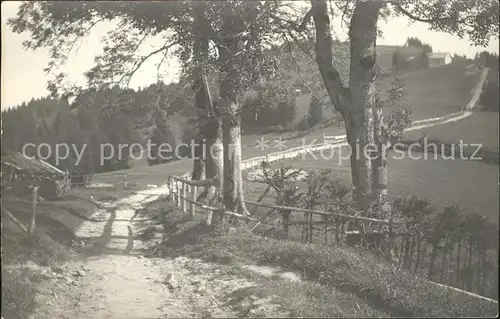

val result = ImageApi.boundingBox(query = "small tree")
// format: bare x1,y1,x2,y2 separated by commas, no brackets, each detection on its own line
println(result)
259,160,304,239
392,49,402,70
276,97,297,128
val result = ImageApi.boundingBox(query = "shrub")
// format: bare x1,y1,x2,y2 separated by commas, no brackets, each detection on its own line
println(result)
296,116,310,131
307,95,323,127
480,80,499,112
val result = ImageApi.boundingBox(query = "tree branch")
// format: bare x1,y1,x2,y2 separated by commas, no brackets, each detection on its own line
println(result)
271,8,313,33
389,1,450,23
310,0,350,116
118,40,180,86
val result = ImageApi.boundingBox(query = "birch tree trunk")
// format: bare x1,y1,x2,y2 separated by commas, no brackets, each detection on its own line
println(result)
218,36,249,218
372,104,390,212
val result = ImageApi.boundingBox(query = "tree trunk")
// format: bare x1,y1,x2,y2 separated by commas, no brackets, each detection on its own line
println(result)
311,0,382,213
192,134,206,180
372,104,389,212
218,37,249,217
205,116,223,181
220,97,248,215
192,6,211,181
428,243,438,280
348,0,381,211
191,4,224,222
344,117,359,190
311,1,356,188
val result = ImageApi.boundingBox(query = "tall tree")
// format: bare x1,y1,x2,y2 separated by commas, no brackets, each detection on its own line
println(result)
9,1,281,221
209,1,280,216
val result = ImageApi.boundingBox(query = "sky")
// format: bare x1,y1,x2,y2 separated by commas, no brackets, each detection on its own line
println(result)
1,1,499,110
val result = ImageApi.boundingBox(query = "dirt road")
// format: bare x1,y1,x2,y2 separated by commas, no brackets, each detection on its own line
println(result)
31,186,291,319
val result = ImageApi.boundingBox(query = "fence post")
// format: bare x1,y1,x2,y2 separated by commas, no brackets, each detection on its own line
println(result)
206,187,214,226
28,186,39,235
171,178,176,203
182,181,187,212
168,177,172,199
191,185,197,219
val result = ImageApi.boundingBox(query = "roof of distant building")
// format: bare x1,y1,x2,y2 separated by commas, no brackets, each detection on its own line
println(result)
429,52,451,59
1,149,65,177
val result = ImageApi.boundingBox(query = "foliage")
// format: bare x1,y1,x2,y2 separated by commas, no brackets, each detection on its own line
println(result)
480,79,499,112
405,37,432,53
241,85,297,130
381,77,413,144
301,169,350,210
474,51,499,112
392,49,402,70
394,1,499,47
259,160,303,206
475,51,499,69
296,116,310,131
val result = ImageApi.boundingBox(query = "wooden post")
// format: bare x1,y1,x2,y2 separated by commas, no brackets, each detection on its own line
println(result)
206,188,214,225
177,181,182,208
28,186,39,235
170,178,175,202
191,185,197,218
179,183,186,212
182,181,187,212
168,177,172,199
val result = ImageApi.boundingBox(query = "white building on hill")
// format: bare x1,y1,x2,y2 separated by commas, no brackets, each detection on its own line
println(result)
429,52,452,67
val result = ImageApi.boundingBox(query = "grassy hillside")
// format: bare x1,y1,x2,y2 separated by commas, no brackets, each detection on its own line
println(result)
379,62,481,120
150,202,498,317
239,62,482,151
405,112,499,151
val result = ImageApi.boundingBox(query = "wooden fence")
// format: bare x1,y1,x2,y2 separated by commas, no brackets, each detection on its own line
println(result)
1,186,39,235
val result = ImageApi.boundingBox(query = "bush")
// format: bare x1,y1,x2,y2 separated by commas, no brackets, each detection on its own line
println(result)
296,116,310,131
307,95,323,127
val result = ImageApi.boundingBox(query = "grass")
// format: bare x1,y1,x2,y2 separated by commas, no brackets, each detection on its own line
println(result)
150,201,498,317
379,62,480,121
1,221,74,319
405,112,499,151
